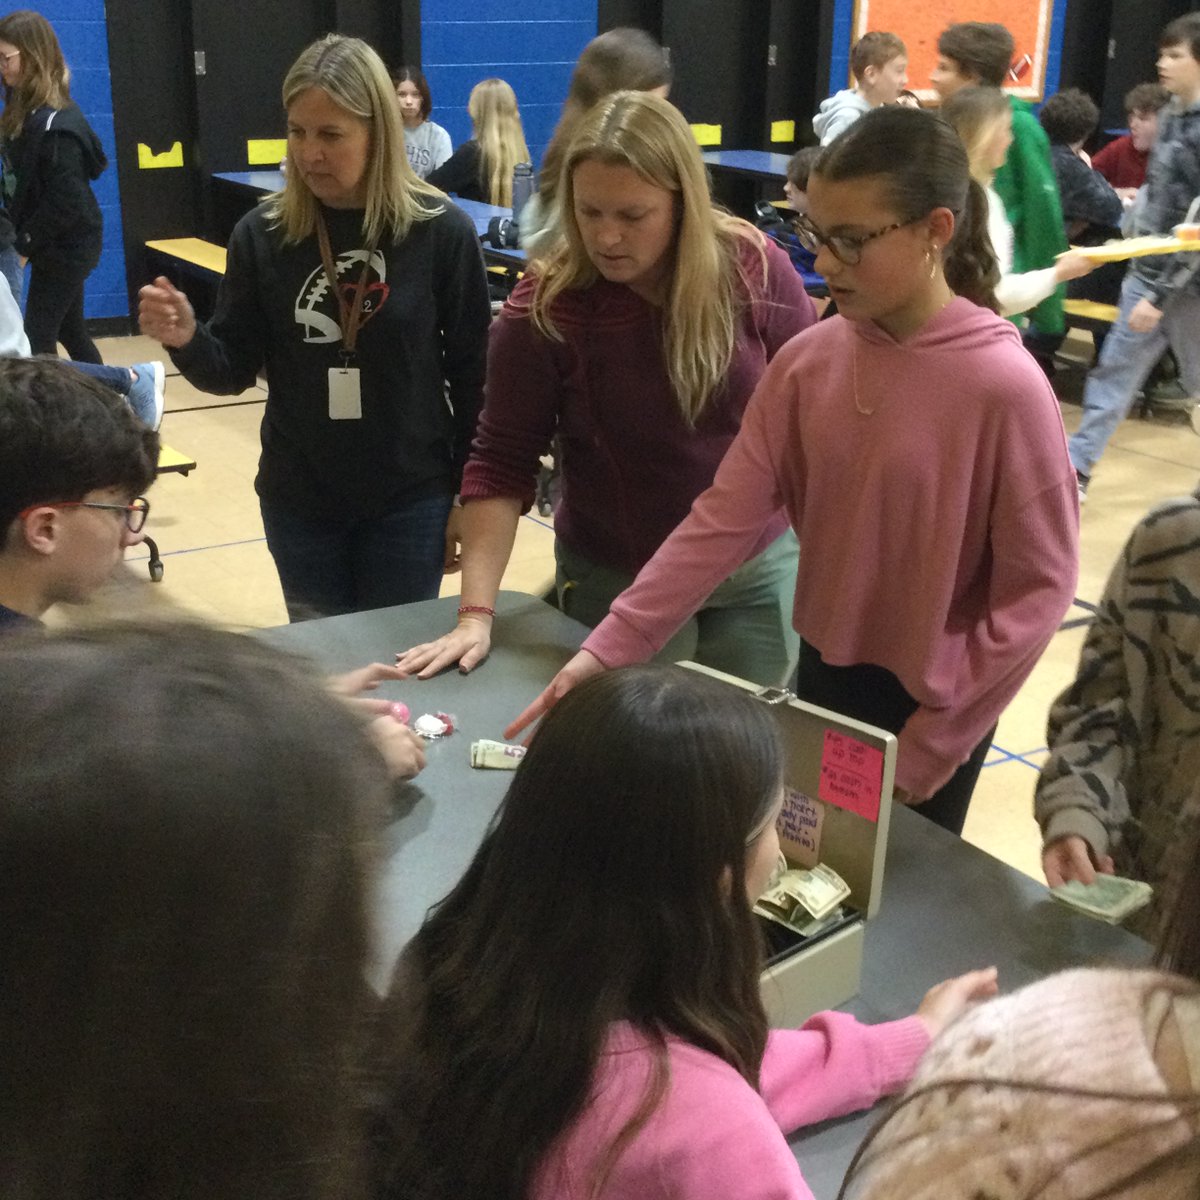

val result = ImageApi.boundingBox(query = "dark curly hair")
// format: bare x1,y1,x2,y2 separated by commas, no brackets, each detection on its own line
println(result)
1039,87,1100,147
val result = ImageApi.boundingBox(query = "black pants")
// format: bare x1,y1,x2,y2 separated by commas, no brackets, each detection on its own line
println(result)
793,640,994,836
24,255,102,362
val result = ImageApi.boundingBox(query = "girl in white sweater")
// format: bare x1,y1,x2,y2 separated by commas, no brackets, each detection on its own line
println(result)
943,86,1095,318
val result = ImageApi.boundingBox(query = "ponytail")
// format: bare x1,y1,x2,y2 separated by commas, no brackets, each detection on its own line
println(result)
945,178,1000,313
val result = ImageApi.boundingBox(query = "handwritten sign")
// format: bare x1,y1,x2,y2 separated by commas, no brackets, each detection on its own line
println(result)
777,786,825,867
818,730,884,822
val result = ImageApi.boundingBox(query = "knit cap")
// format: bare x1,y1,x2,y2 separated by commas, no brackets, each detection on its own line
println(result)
841,968,1200,1200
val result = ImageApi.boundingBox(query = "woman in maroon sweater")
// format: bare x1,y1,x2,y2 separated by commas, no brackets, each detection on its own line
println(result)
396,91,815,686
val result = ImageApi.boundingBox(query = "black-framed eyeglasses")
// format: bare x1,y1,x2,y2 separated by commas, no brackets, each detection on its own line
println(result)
18,496,151,533
793,214,918,266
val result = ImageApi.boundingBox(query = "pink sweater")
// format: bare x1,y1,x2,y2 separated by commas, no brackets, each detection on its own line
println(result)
585,300,1079,796
460,236,815,574
532,1013,930,1200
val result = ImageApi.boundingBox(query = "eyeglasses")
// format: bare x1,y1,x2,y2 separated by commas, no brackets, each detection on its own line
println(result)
793,214,918,266
0,49,20,68
18,496,151,533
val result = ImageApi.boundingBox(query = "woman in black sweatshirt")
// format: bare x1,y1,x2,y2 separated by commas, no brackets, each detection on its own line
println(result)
139,35,490,622
0,10,106,362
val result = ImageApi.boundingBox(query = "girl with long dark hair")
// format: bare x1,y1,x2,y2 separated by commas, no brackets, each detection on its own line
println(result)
374,665,995,1200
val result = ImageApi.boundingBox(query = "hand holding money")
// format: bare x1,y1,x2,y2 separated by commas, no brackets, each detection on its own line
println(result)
1050,874,1152,924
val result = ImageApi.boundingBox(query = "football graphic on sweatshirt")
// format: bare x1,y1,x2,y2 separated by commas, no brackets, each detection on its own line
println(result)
294,247,390,343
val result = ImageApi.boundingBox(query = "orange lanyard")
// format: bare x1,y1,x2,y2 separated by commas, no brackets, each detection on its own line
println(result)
314,212,377,360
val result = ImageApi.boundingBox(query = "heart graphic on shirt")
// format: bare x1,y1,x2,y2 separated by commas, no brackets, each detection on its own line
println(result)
338,279,391,326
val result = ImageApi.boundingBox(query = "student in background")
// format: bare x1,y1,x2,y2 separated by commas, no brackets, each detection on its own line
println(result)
755,147,824,293
1069,13,1200,501
0,621,389,1200
1094,82,1172,197
1040,87,1126,242
395,92,816,689
427,78,530,206
896,88,921,109
508,108,1079,836
375,665,997,1200
139,35,490,622
942,86,1095,319
391,66,452,180
1036,485,1200,941
931,21,1069,341
813,31,908,146
839,969,1200,1200
0,357,157,633
521,27,671,258
0,10,107,362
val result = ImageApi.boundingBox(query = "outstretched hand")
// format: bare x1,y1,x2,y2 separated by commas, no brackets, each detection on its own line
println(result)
503,649,606,742
916,966,1000,1042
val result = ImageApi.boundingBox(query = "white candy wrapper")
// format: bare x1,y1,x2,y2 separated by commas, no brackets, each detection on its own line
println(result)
470,739,526,770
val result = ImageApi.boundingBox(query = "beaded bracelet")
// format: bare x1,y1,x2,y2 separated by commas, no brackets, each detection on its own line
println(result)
458,604,496,619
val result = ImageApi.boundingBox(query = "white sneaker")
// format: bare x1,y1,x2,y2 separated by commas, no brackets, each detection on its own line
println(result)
127,361,165,431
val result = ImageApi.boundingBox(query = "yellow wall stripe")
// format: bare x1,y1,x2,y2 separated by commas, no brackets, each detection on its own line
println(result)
247,138,287,166
137,142,183,169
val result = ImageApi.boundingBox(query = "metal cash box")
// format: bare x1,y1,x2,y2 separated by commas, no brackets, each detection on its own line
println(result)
678,662,897,1027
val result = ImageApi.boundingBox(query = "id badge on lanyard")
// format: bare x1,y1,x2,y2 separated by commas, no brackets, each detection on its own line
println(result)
316,214,375,421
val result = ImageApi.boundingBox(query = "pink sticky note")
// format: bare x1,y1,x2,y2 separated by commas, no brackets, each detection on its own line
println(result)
818,729,884,822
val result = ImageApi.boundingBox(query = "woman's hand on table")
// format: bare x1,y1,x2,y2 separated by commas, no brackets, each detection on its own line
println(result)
396,615,493,678
916,967,1000,1041
504,649,606,742
139,275,198,348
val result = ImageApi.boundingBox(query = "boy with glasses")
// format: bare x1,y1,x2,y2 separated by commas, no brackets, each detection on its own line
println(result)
0,357,158,631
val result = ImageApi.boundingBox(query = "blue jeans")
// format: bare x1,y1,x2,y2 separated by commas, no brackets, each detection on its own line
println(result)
0,245,23,307
260,492,454,622
1069,273,1200,478
71,360,132,394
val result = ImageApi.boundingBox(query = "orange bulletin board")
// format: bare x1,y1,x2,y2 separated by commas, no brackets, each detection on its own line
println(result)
854,0,1055,101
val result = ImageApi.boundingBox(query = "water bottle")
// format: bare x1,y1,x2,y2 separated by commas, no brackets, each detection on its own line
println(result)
511,162,535,220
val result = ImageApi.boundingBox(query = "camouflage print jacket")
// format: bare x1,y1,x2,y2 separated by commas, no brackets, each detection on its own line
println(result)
1035,487,1200,937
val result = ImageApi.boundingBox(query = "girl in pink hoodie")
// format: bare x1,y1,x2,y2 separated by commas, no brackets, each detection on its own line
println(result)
374,665,996,1200
508,107,1080,834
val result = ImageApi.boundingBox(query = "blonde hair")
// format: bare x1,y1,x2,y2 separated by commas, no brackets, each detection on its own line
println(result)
533,90,766,426
0,10,71,139
266,34,443,246
940,85,1010,186
468,78,530,207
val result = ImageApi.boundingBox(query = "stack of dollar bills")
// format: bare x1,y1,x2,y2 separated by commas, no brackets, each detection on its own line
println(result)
1050,875,1153,925
754,863,852,936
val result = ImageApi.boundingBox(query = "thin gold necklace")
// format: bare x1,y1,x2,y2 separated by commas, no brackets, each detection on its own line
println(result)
852,340,875,416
